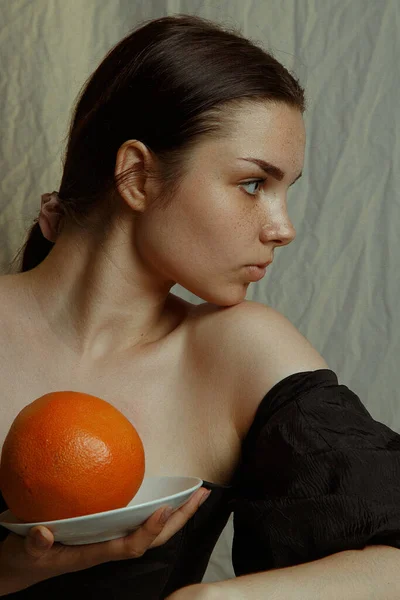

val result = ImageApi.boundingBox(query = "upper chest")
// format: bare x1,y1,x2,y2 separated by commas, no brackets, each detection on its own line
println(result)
0,302,251,484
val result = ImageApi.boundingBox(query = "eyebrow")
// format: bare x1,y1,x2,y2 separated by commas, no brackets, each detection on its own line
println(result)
238,157,303,186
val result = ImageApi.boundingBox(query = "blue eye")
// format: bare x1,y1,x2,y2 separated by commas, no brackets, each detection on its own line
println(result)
240,179,266,196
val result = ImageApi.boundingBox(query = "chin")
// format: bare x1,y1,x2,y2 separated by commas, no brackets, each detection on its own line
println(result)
193,285,247,308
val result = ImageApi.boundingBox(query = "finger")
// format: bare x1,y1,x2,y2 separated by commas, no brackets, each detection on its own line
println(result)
24,526,54,558
57,487,211,569
75,504,175,568
149,487,211,548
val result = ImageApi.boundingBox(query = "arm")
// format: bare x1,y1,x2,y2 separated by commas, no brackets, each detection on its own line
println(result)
213,545,400,599
166,545,400,599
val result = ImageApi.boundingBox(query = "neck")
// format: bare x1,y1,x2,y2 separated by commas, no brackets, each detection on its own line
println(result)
22,225,179,362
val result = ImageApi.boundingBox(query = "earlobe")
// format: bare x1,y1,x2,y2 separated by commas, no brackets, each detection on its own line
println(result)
114,139,153,213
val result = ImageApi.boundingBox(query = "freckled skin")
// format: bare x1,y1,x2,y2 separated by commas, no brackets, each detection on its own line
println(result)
133,101,305,307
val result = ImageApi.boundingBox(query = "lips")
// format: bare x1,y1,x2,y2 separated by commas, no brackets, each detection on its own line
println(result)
255,261,272,268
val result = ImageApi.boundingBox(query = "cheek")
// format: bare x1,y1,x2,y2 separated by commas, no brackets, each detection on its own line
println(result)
133,200,213,276
137,184,250,275
178,194,248,269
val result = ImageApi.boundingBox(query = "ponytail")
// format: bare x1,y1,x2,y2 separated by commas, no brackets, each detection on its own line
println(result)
17,222,54,272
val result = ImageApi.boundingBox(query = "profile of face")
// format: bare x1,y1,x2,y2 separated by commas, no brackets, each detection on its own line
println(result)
120,101,305,307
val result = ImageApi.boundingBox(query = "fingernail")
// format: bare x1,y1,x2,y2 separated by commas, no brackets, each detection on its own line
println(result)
35,531,50,547
198,490,211,506
159,507,173,525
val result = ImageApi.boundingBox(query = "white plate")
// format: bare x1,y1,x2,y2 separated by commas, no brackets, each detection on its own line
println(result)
0,476,203,545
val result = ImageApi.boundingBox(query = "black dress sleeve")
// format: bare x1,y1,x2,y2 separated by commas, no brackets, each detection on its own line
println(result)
231,369,400,576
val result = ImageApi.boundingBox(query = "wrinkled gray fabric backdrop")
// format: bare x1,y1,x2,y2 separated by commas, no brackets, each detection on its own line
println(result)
1,0,399,583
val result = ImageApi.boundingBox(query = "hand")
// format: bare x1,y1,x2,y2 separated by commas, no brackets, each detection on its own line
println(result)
0,487,211,594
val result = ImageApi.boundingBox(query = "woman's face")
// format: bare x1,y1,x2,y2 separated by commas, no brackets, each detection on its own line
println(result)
136,101,305,306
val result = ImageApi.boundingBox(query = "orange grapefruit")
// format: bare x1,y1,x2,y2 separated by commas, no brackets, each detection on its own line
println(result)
0,391,145,522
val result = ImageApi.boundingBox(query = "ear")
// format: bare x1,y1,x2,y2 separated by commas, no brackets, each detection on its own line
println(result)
114,140,157,213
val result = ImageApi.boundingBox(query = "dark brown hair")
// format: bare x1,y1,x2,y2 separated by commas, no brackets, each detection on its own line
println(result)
16,14,305,272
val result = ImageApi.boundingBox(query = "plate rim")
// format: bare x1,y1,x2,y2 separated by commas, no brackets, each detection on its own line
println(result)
0,475,203,529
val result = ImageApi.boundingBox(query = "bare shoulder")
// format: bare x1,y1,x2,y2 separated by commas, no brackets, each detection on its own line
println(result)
0,274,18,315
0,273,29,311
224,299,328,370
0,275,27,377
196,299,328,375
0,274,34,339
194,299,329,437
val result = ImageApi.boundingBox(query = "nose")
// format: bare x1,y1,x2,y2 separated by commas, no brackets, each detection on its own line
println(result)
260,206,296,247
272,221,296,247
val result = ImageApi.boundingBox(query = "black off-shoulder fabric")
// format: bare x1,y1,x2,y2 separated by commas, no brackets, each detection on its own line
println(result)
231,368,400,575
2,368,400,597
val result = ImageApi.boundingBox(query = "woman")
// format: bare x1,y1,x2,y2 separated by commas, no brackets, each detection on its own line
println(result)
1,13,400,600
